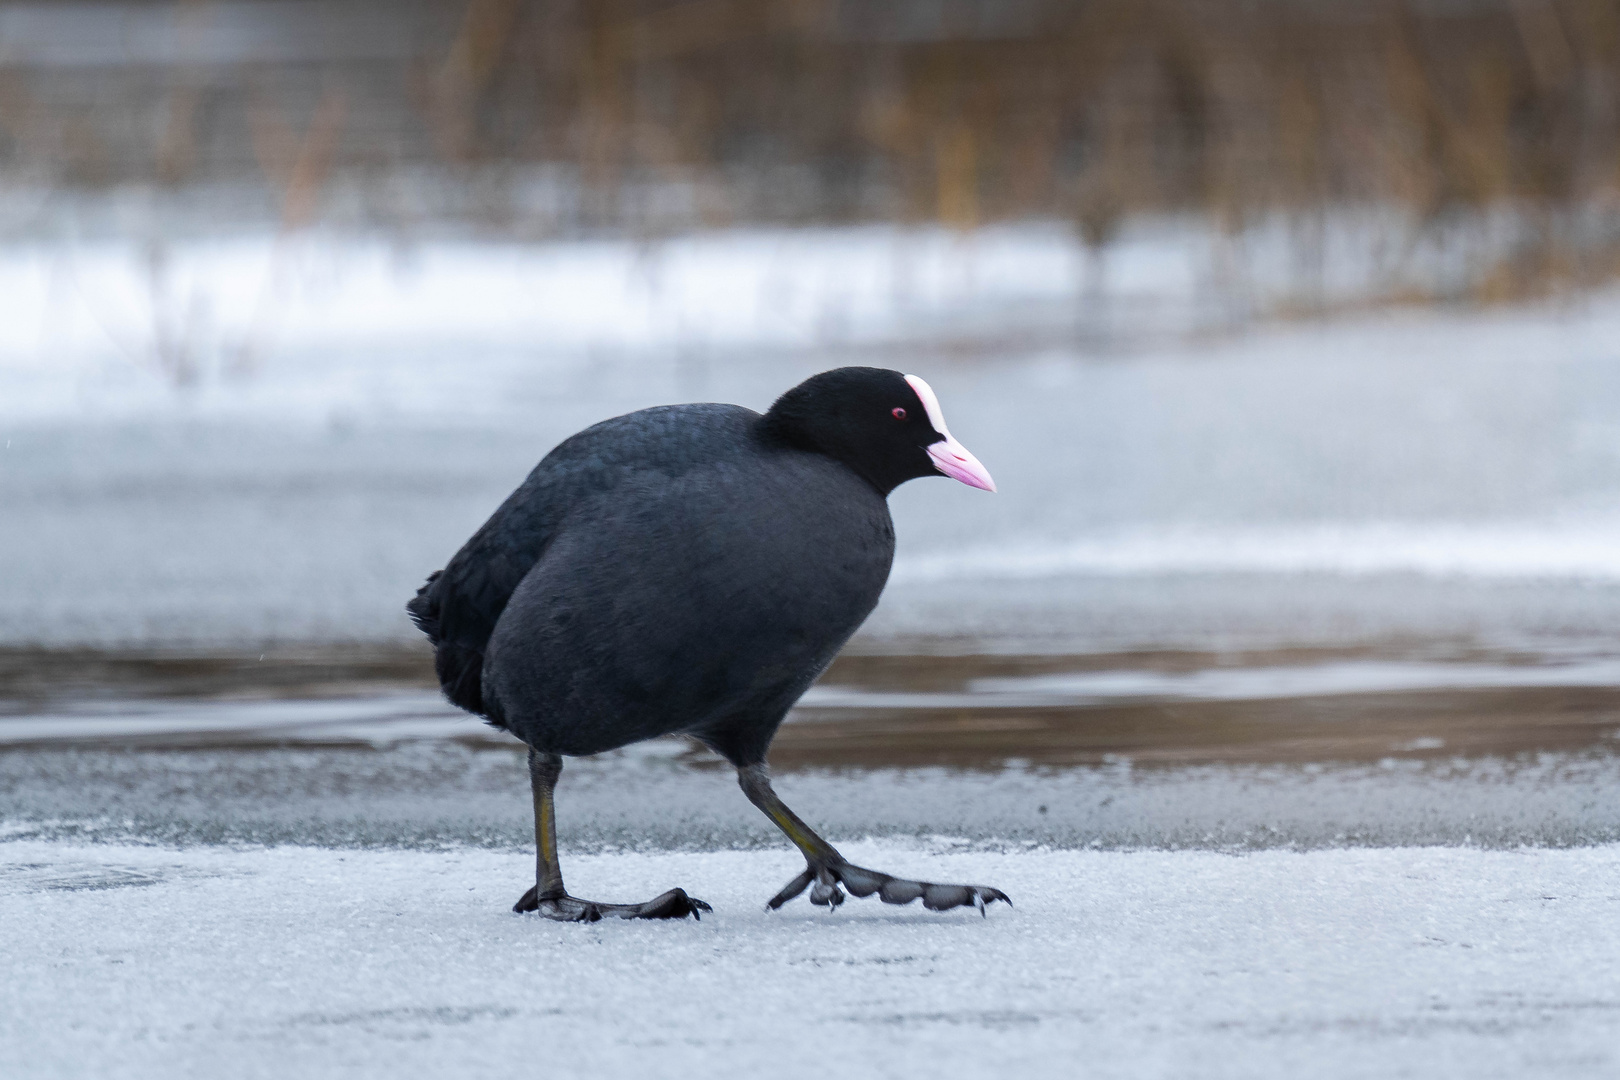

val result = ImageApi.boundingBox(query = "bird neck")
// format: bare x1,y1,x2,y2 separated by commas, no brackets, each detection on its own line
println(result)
752,412,899,497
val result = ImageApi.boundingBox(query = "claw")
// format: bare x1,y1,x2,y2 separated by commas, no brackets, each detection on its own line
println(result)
810,867,846,908
639,887,711,920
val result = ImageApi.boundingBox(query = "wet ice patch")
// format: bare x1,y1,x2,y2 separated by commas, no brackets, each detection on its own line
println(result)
284,1005,523,1029
0,857,220,894
0,862,163,893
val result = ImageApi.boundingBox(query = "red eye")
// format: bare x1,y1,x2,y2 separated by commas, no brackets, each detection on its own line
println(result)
892,407,907,420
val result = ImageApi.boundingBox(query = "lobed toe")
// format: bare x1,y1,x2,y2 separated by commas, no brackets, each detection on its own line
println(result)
921,884,974,911
835,864,889,897
878,879,926,905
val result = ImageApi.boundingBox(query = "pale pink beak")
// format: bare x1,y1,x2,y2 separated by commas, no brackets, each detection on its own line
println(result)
904,373,997,493
926,435,996,492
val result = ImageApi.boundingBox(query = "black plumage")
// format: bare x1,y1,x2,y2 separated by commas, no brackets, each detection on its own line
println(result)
410,366,1008,921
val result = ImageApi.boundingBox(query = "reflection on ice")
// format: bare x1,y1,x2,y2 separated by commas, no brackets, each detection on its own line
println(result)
960,658,1620,704
4,651,1619,766
892,518,1620,584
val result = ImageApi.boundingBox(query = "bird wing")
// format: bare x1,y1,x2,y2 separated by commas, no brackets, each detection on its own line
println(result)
406,482,556,716
407,404,751,719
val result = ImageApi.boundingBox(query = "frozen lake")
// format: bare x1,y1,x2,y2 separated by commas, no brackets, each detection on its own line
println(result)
6,224,1620,655
5,222,1620,1075
6,648,1618,1077
4,839,1618,1080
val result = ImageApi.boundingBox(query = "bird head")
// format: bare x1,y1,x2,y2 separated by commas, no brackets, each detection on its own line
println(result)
761,367,996,496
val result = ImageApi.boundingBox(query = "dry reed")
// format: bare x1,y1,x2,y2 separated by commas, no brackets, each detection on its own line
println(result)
6,0,1620,302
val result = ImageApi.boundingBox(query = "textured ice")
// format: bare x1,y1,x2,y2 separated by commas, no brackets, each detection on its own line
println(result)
2,839,1617,1079
6,743,1620,852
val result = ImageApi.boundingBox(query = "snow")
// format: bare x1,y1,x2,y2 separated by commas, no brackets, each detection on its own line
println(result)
2,838,1617,1079
2,218,1612,426
0,225,1095,422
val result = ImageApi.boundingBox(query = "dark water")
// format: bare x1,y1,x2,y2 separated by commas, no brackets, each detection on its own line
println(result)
5,644,1618,764
3,644,1617,852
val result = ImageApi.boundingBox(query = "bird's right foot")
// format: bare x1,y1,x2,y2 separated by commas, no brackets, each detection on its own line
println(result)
767,859,1010,917
512,886,711,922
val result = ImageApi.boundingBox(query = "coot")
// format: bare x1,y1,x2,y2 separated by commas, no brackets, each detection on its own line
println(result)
409,367,1008,921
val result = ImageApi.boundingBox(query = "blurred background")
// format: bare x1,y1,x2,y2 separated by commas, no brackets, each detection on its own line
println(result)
5,0,1620,772
10,13,1620,1069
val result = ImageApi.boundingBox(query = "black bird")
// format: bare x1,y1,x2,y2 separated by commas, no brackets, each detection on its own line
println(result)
408,366,1008,921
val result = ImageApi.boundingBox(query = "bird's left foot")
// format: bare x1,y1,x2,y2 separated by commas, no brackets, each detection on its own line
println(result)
512,886,712,922
766,858,1010,916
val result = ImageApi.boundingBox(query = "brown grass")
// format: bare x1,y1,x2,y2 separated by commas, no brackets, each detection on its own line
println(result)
8,1,1620,298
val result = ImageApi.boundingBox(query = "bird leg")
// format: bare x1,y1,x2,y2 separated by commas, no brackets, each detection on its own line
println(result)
513,749,711,922
737,763,1010,917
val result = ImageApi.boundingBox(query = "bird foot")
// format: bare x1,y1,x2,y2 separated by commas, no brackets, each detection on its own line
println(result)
766,859,1010,917
512,886,712,922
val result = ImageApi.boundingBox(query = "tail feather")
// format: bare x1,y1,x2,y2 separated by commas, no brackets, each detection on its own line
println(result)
407,571,497,722
406,571,442,640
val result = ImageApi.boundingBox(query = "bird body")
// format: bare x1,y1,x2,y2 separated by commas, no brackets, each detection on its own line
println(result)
409,367,1008,920
480,403,893,765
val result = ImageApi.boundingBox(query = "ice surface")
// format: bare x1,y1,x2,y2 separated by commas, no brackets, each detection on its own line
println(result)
0,691,469,744
6,742,1619,851
958,658,1620,704
9,301,1620,651
7,203,1618,1076
891,517,1620,584
2,839,1617,1079
7,221,1620,653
